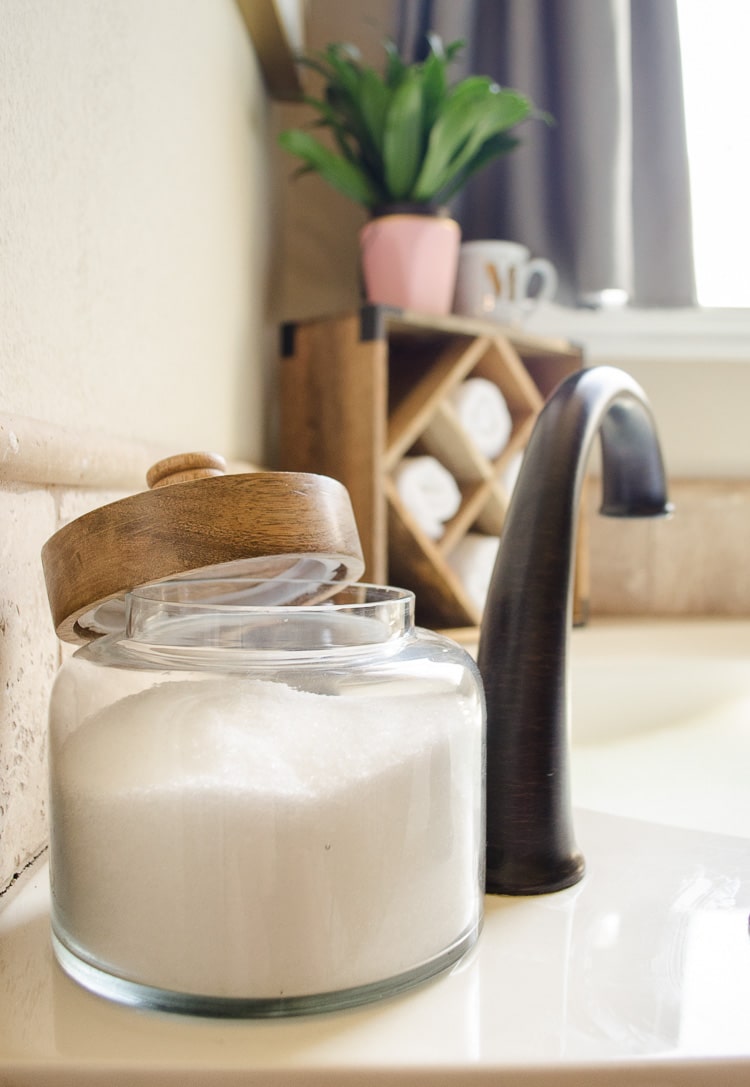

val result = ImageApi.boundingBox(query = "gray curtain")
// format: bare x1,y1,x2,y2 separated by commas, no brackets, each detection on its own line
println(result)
397,0,696,307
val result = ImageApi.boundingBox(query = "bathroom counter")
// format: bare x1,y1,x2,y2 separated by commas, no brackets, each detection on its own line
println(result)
3,806,750,1086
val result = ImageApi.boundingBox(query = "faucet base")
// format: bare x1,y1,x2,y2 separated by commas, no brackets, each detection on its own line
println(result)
486,850,586,896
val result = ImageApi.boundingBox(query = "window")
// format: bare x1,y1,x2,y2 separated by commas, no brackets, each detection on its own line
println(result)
677,0,750,307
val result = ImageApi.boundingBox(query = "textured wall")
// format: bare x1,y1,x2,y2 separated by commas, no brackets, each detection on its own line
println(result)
0,0,272,463
0,477,130,894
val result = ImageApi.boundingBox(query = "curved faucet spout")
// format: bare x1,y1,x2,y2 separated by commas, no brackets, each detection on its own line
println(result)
477,366,672,896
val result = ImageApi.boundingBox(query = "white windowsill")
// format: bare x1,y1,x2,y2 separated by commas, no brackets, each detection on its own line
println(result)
525,303,750,363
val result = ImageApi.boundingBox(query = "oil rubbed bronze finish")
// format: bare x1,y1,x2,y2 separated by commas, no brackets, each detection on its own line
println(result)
478,367,672,896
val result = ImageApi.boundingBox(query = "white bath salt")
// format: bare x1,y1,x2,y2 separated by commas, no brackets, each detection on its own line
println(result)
50,676,482,999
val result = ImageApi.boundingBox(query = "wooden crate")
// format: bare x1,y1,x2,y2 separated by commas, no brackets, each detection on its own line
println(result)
280,306,588,631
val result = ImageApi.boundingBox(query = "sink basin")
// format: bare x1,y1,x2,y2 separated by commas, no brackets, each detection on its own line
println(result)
1,617,749,1084
571,617,750,836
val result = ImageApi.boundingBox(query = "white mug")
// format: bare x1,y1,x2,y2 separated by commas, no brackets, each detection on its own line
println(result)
453,240,557,324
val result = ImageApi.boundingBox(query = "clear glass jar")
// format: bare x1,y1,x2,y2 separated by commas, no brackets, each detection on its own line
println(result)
48,578,485,1017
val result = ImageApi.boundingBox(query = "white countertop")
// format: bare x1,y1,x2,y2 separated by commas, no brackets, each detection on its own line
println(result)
3,807,750,1085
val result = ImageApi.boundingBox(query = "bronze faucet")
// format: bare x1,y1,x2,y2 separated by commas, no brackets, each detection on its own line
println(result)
478,366,672,895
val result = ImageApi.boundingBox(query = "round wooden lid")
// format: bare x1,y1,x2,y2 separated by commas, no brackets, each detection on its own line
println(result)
42,455,365,643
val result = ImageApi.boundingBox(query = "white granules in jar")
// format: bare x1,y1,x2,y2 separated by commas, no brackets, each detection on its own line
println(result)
50,676,482,999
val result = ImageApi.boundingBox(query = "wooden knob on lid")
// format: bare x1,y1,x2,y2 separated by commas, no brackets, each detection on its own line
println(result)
42,458,365,644
146,452,227,489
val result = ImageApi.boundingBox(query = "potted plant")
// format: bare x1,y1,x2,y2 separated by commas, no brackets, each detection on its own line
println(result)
279,35,545,315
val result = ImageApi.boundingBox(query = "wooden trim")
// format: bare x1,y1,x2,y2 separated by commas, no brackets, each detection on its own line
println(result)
236,0,305,101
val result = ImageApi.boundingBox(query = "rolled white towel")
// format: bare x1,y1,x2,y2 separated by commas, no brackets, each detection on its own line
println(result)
394,456,461,540
449,378,512,460
447,533,501,613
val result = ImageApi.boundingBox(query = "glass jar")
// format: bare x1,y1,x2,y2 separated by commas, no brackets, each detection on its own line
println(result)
48,578,485,1017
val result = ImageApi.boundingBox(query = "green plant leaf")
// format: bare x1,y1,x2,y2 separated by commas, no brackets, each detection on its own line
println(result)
280,35,545,208
438,91,530,179
321,44,364,101
412,80,531,201
383,39,408,88
295,94,365,173
415,77,500,183
358,67,391,157
420,46,449,134
382,69,425,199
278,129,380,206
434,132,520,203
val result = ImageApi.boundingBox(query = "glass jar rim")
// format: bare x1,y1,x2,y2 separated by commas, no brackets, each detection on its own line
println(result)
122,578,416,655
127,577,414,612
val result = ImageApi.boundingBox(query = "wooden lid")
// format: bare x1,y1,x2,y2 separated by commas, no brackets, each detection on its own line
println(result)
42,454,365,643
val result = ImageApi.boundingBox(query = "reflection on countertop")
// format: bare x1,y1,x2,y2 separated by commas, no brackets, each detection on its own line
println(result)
2,808,750,1084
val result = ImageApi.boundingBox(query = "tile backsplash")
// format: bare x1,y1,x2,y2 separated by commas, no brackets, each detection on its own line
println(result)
0,414,210,895
586,478,750,616
1,411,748,895
1,482,59,892
0,478,134,895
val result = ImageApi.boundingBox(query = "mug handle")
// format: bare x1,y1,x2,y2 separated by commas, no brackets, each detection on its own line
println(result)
522,258,557,303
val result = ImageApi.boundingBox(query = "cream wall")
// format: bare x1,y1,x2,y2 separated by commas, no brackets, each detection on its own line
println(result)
0,0,276,894
1,0,271,462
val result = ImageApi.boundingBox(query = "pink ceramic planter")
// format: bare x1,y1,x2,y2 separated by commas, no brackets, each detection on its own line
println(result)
359,213,461,316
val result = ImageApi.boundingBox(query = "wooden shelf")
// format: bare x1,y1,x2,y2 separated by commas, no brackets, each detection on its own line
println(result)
279,306,587,631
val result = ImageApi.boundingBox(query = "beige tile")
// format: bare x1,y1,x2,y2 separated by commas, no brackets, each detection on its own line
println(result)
0,412,170,489
1,413,261,490
585,516,653,613
0,482,140,894
587,479,750,616
0,483,58,893
650,483,750,615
